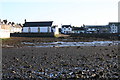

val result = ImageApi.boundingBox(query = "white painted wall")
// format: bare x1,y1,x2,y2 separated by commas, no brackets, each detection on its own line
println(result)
0,25,10,38
0,29,10,38
40,27,48,32
11,27,22,33
49,27,51,33
22,26,52,33
10,26,14,33
31,27,38,33
61,27,72,34
16,28,22,33
54,26,59,34
23,27,29,33
52,28,55,32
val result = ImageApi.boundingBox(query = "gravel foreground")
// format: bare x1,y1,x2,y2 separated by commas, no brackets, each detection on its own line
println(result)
2,45,119,80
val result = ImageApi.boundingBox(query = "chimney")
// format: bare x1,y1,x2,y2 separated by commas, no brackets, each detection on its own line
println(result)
24,19,26,23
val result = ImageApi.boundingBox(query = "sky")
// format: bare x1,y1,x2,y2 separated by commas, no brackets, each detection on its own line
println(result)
0,0,119,27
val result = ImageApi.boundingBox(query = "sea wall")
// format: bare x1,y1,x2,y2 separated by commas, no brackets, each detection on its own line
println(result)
10,33,54,37
69,33,120,40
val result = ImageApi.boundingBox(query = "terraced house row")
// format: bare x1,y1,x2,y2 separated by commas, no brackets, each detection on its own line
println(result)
0,19,22,38
60,22,120,34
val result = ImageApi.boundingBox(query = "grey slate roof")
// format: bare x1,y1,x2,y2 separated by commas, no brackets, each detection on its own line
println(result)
109,22,120,26
84,25,109,28
23,21,53,27
72,27,85,30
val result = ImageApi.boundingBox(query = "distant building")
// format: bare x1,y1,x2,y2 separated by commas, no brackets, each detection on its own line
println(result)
84,25,110,33
61,25,72,34
22,21,53,33
72,27,85,33
0,23,10,38
10,24,22,33
109,22,120,33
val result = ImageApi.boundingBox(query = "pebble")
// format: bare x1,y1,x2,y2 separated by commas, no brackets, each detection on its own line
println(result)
2,48,119,79
23,65,31,68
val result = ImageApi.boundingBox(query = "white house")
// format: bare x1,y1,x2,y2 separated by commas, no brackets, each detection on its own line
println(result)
22,21,53,33
72,27,85,33
61,25,72,34
10,24,22,33
109,22,120,33
0,24,10,38
84,25,110,33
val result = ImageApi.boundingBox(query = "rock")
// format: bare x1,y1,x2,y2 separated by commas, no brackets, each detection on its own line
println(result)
106,54,112,58
23,65,31,68
13,57,19,61
113,73,119,76
99,71,103,76
113,64,118,68
76,71,82,74
77,46,80,49
12,70,16,74
91,74,99,79
22,54,25,56
105,48,108,50
27,70,32,73
69,72,73,75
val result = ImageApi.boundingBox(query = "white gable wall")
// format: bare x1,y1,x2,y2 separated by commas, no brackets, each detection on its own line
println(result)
10,26,14,33
16,28,22,33
10,26,22,33
54,26,59,34
0,29,10,38
0,25,10,38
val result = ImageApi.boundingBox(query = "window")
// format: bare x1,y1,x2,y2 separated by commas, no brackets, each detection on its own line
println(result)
112,24,115,26
88,28,91,30
64,27,66,30
68,28,71,30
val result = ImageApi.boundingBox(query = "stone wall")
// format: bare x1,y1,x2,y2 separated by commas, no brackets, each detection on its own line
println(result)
10,33,54,37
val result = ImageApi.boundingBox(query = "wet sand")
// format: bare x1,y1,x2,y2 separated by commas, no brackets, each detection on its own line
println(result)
2,45,119,79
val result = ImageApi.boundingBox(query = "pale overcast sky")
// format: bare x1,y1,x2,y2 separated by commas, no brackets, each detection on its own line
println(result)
0,0,119,26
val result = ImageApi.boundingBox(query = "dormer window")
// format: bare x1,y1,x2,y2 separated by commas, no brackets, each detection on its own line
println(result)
112,24,115,26
68,27,71,30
